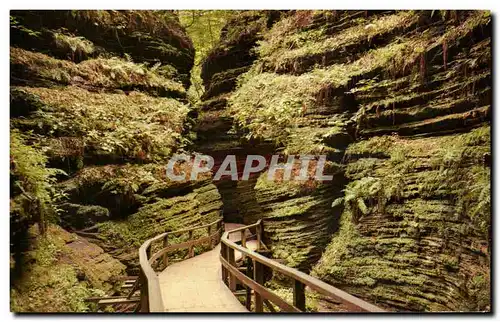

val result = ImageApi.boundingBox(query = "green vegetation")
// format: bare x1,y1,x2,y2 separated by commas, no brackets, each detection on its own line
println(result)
345,127,490,233
53,31,95,60
255,170,338,270
12,86,190,161
94,181,222,268
229,10,490,152
179,10,235,102
68,10,192,49
10,130,63,231
63,164,159,197
229,35,429,146
10,224,121,312
259,11,418,70
9,9,203,313
96,185,220,247
11,47,185,96
9,9,491,313
314,127,490,311
264,282,321,312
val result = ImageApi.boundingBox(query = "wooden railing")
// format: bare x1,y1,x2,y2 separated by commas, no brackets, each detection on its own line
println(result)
138,218,224,312
220,220,385,312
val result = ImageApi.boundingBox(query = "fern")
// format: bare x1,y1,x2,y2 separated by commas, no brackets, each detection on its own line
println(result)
331,197,344,208
10,130,65,232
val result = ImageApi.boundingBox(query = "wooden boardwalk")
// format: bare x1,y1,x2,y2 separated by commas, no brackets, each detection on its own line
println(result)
92,219,384,313
158,223,256,312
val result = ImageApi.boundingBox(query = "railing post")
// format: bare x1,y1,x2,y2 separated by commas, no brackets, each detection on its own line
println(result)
245,257,253,311
256,223,262,252
162,235,169,268
241,229,247,261
221,242,228,285
207,225,213,249
227,246,237,291
254,260,264,312
188,230,194,258
293,280,306,311
139,270,149,312
221,221,225,242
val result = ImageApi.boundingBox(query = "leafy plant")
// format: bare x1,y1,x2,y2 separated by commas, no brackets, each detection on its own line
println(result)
333,177,384,223
10,47,185,96
10,130,65,233
12,86,190,162
178,10,236,103
53,31,95,61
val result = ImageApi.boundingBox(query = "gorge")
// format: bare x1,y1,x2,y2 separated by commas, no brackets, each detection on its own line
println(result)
9,10,491,312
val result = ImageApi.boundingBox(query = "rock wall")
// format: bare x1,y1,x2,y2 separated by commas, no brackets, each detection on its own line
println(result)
11,10,194,87
10,10,221,310
225,10,491,311
60,165,222,270
10,224,125,312
313,128,490,311
195,11,279,223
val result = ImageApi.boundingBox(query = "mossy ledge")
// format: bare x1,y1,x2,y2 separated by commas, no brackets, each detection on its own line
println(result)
225,10,490,311
9,10,214,312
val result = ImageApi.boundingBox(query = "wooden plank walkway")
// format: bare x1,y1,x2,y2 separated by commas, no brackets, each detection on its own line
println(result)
158,223,256,312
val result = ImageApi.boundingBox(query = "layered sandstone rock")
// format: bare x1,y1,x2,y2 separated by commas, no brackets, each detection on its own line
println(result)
10,224,125,312
226,10,491,311
9,10,219,311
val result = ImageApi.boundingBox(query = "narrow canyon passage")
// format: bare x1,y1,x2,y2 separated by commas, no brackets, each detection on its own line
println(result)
9,10,491,313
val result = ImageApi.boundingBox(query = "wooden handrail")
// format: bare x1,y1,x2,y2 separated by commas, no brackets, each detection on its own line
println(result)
220,220,385,312
138,218,224,312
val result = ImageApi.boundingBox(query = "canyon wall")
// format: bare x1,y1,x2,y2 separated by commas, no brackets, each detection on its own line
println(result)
10,10,222,311
206,10,491,311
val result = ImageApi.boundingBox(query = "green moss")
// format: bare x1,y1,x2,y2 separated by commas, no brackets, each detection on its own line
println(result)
95,194,201,246
263,284,320,312
10,130,64,225
436,11,490,45
10,15,41,38
230,35,431,145
71,10,192,47
93,181,222,268
466,270,490,311
53,31,95,58
315,126,490,311
63,164,158,197
312,208,361,278
11,47,185,96
10,225,111,312
259,11,418,70
11,86,189,161
285,126,347,155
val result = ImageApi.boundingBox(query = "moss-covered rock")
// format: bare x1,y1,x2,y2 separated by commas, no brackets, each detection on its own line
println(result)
10,224,125,312
59,203,110,230
313,128,490,311
10,47,186,98
254,161,344,271
8,10,213,312
52,162,223,270
11,86,190,165
10,9,492,313
228,11,491,153
10,10,195,87
90,179,223,271
226,9,491,312
200,11,280,95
